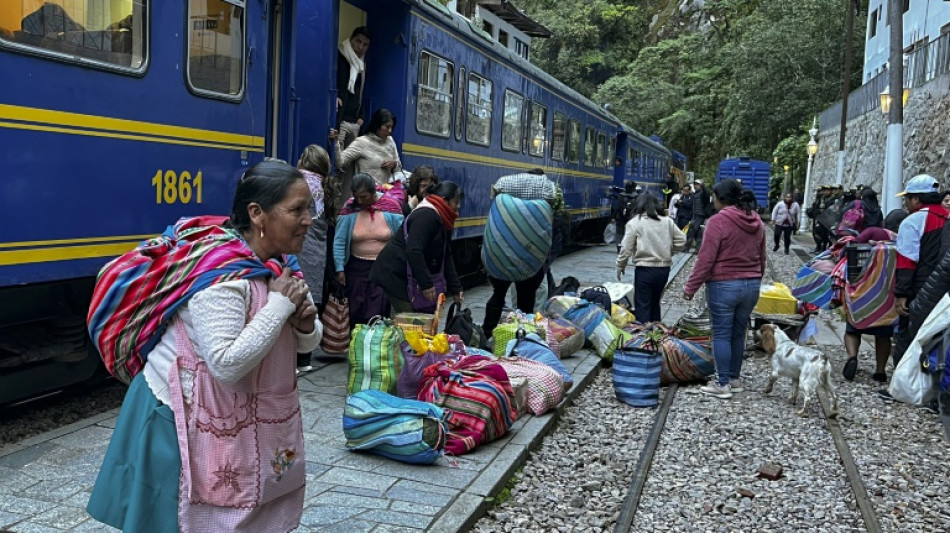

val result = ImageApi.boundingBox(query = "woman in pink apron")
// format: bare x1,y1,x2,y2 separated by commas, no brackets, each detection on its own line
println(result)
88,161,323,532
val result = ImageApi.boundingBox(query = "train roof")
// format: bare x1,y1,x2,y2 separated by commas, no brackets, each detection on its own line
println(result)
409,0,622,127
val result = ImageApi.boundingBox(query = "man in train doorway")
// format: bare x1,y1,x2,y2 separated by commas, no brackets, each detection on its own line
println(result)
683,178,711,253
337,26,371,149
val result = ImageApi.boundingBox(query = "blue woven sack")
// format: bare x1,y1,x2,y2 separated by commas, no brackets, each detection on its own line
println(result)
343,390,447,465
482,194,553,281
563,300,607,339
612,348,662,408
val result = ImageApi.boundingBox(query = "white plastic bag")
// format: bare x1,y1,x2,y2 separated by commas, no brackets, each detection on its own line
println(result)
889,294,950,405
603,221,617,245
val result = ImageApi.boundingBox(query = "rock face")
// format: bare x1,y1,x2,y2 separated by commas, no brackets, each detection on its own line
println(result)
811,76,950,193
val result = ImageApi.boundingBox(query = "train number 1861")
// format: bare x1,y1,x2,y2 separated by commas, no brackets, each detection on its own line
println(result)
151,170,203,204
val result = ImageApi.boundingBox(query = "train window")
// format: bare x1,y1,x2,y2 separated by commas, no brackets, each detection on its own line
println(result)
596,132,607,168
0,0,146,71
466,73,492,146
566,120,581,163
528,102,547,157
609,136,616,167
417,50,455,138
551,113,566,161
455,67,465,141
583,127,595,167
187,0,245,99
501,90,524,152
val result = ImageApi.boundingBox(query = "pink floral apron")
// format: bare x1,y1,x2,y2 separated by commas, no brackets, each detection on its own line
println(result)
169,280,305,532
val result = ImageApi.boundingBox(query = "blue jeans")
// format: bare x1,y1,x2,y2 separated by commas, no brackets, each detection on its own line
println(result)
707,278,761,386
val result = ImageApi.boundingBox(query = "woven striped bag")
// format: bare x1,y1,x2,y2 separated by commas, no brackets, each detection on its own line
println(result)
347,317,405,395
845,243,899,329
481,194,553,281
320,287,350,354
418,355,517,455
613,347,662,408
343,390,446,465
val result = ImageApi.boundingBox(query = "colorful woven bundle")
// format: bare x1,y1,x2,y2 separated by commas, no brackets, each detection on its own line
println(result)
845,243,899,329
347,317,405,395
418,356,517,455
87,216,293,384
789,265,835,309
343,390,446,465
481,193,553,282
496,358,565,416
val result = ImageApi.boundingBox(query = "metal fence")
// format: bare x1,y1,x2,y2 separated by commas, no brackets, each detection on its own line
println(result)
818,32,950,130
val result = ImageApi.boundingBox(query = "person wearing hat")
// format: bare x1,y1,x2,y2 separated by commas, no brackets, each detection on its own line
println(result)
684,178,711,253
891,174,948,365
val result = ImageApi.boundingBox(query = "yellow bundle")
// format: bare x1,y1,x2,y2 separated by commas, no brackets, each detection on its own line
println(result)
404,330,451,355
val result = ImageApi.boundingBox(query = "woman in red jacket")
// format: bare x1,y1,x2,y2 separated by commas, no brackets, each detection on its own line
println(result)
683,179,766,399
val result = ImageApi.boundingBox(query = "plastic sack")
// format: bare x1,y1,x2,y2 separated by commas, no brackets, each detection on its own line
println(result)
603,221,617,244
754,282,798,315
889,294,950,405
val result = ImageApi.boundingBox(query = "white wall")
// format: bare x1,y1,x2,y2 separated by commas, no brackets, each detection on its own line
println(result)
864,0,950,82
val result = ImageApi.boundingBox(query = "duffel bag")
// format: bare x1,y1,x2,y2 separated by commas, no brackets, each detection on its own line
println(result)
504,331,573,388
481,194,553,282
347,316,405,395
444,302,490,350
396,335,457,400
418,356,517,455
343,390,447,465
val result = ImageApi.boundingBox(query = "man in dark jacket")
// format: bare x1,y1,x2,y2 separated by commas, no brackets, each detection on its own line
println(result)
893,174,948,363
684,179,711,253
336,26,371,148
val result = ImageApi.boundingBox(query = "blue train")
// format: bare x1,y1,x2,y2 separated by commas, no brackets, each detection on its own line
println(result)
0,0,684,404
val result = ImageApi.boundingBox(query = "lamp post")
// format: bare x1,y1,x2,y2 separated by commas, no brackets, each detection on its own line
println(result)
801,118,819,233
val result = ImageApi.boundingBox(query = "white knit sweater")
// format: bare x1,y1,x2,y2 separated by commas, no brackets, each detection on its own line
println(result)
616,215,687,268
335,133,401,185
143,280,322,406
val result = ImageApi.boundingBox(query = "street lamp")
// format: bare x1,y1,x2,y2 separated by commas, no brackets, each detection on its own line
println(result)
880,86,910,114
801,118,819,233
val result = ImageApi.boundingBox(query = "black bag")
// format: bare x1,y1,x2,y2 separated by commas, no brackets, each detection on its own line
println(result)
580,286,612,312
552,276,580,296
444,302,490,350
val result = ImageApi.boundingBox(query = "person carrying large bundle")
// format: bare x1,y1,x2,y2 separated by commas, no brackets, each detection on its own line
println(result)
481,169,556,338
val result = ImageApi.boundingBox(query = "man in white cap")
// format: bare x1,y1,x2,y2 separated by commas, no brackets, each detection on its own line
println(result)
892,174,948,364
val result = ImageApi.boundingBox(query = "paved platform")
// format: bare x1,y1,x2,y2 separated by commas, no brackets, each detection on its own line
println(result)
0,243,639,533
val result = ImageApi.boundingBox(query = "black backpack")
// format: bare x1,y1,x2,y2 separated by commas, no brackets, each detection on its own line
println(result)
580,286,612,312
443,303,490,350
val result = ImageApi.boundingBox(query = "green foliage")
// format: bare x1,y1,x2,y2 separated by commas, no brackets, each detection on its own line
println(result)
515,0,866,177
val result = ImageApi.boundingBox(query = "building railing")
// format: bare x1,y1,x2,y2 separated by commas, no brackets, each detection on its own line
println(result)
818,32,950,130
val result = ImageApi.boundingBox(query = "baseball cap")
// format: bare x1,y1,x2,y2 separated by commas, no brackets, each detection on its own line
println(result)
896,174,939,197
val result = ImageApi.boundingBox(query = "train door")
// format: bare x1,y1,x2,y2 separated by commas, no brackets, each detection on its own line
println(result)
265,0,297,161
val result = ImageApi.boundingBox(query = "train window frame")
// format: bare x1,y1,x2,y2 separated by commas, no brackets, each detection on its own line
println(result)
583,126,596,167
566,119,581,163
0,0,149,75
185,0,247,102
416,49,455,139
608,136,616,168
455,66,465,141
527,102,547,158
501,89,524,153
465,72,492,147
551,112,566,162
596,131,607,168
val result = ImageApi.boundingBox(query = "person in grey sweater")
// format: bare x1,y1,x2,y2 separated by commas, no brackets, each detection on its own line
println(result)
770,193,800,254
616,193,687,322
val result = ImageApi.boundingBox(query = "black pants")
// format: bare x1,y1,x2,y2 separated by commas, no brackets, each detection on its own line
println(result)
685,217,706,251
633,266,670,323
773,225,793,252
482,269,545,337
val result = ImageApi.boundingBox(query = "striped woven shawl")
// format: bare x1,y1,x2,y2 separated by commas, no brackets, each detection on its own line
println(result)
87,215,296,384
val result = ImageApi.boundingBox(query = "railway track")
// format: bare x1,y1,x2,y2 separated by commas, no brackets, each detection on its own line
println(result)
612,245,884,533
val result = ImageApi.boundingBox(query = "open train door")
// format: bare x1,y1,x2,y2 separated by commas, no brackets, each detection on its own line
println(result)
264,0,299,161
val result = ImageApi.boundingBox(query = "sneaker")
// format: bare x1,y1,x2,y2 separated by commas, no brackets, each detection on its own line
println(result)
729,379,744,393
871,372,888,383
700,382,733,399
918,399,939,415
876,389,895,402
296,365,314,374
842,357,858,381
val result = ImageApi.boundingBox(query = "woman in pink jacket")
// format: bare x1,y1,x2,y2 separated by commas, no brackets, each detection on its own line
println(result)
683,179,766,399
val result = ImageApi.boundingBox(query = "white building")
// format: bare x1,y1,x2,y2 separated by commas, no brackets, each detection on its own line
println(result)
864,0,950,82
445,0,551,60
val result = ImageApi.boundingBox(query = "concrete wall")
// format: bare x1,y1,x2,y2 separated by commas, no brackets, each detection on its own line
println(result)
809,74,950,198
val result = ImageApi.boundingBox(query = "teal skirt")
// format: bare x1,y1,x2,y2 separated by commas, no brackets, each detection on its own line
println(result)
87,373,181,533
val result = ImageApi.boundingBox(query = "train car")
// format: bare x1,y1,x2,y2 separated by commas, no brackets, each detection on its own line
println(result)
717,156,770,212
0,0,684,404
0,0,318,404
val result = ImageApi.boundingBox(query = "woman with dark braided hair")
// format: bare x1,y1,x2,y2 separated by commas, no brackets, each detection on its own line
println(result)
683,179,766,399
